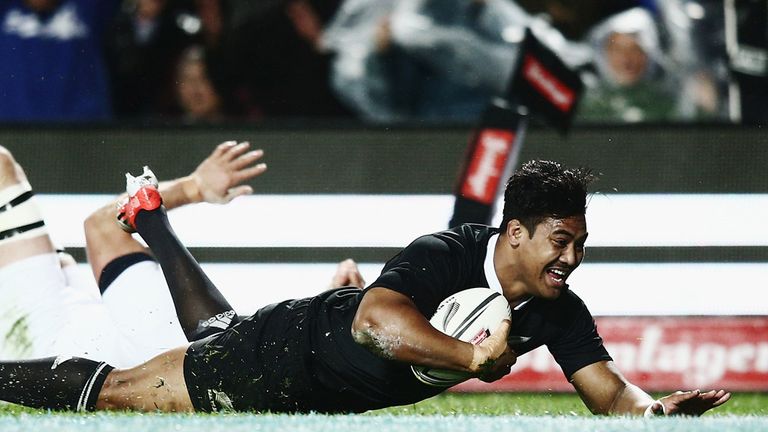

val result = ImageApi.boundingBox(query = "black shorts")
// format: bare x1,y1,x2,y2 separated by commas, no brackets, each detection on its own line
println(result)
183,298,316,412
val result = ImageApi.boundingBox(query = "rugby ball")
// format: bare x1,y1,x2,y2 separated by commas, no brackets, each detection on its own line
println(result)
411,288,511,387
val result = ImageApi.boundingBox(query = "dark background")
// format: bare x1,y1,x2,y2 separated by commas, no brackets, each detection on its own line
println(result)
3,123,766,264
3,123,766,195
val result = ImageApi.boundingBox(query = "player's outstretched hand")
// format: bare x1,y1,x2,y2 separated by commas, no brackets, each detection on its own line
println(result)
650,389,731,416
191,140,267,204
329,258,366,289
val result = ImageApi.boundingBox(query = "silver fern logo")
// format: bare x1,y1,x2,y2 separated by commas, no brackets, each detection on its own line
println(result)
441,301,460,332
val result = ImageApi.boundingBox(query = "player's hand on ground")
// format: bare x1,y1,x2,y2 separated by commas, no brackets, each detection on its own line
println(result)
469,319,511,378
651,389,731,416
191,140,267,204
329,258,366,288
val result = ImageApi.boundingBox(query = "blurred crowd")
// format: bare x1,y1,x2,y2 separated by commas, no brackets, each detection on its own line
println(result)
0,0,764,125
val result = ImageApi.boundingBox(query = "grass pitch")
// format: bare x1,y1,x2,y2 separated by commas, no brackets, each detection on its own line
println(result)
0,392,766,432
375,391,768,416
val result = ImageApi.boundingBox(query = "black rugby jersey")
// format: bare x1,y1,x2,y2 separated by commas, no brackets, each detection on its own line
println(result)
306,223,611,411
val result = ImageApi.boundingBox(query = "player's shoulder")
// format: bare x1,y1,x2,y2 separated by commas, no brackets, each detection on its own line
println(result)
527,288,593,322
429,223,498,247
559,288,588,307
395,224,497,264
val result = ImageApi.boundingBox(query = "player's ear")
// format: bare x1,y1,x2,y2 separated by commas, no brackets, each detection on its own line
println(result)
506,219,524,246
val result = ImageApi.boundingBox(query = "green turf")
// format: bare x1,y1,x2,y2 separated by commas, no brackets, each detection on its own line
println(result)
1,391,765,416
371,392,768,416
0,392,766,432
372,392,591,416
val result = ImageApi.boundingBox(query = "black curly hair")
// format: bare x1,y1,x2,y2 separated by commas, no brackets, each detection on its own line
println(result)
500,160,596,236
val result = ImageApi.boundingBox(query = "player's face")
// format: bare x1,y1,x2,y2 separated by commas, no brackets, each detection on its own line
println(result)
518,215,587,300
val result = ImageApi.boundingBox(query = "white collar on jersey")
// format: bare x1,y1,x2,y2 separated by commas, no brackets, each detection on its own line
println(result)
484,233,503,295
484,232,532,311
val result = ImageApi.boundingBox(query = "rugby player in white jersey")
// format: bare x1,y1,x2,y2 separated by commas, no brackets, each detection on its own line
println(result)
0,141,364,367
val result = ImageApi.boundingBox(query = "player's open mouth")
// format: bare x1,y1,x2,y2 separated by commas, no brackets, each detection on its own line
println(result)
546,268,569,287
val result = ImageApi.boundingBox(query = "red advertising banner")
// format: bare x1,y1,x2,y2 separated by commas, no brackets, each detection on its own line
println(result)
454,316,768,392
521,54,576,113
459,129,516,205
505,28,583,134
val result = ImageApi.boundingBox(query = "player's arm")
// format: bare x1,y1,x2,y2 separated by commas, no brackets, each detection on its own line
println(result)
151,140,266,210
571,360,731,416
85,140,266,281
352,287,511,375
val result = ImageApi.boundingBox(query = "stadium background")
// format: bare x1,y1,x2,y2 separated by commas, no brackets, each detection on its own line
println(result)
3,122,766,394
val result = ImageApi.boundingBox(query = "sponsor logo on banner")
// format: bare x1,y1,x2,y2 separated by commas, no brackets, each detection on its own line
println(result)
505,29,583,134
453,316,768,392
460,129,515,205
522,55,576,113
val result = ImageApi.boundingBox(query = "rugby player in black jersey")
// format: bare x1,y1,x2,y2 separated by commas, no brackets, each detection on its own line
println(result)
0,160,730,416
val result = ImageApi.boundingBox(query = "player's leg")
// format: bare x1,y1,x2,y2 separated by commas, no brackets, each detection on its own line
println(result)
58,252,101,303
0,345,193,412
0,147,133,364
49,252,130,366
97,345,193,412
85,192,186,355
0,146,69,358
85,155,242,351
90,141,264,344
120,171,238,341
0,146,55,266
84,197,146,286
134,207,238,340
0,254,68,359
96,258,187,365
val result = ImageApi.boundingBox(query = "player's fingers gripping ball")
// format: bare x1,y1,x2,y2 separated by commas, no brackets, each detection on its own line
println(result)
477,341,517,383
411,288,511,387
472,319,512,372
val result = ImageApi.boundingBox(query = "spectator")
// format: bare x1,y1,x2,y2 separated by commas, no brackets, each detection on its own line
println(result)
322,0,592,122
0,0,119,122
172,45,227,123
577,7,687,122
654,0,728,120
106,0,198,119
319,0,397,121
324,0,731,125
